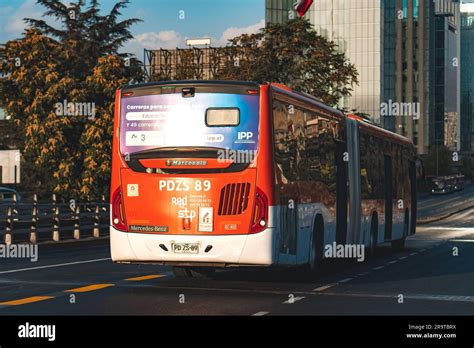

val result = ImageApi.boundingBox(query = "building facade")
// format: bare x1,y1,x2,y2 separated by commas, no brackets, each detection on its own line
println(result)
461,0,474,153
306,0,383,124
143,47,224,81
265,0,462,155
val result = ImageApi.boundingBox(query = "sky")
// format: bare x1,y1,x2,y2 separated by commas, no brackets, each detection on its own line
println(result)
0,0,265,58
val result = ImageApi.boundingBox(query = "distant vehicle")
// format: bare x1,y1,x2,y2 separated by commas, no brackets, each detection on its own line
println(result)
0,187,21,203
430,176,459,195
453,174,465,192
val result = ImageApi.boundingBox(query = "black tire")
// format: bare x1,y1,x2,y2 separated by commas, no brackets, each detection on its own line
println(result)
392,211,408,251
367,213,378,256
172,266,192,278
189,267,215,279
308,215,324,273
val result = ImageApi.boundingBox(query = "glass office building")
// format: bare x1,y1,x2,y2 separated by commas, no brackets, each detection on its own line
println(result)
305,1,383,124
265,0,299,24
461,0,474,153
265,0,462,155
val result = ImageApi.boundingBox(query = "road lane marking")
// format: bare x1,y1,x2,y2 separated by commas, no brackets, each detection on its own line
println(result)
0,258,111,275
125,274,166,281
418,198,435,205
252,311,269,316
0,296,54,306
313,283,337,292
64,284,114,293
449,239,474,242
388,260,398,265
321,292,474,303
338,278,353,283
283,296,305,304
409,252,418,256
373,266,384,271
421,227,474,231
398,256,408,260
357,272,370,277
419,195,474,209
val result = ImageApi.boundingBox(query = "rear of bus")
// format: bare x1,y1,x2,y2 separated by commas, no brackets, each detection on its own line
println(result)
110,81,275,269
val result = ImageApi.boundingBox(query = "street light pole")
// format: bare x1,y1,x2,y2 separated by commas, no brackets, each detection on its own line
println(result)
436,144,439,176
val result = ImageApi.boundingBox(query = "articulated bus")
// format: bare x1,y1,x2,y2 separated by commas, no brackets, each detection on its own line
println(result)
110,80,417,277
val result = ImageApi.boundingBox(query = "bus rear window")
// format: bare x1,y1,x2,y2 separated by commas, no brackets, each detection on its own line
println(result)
119,92,259,155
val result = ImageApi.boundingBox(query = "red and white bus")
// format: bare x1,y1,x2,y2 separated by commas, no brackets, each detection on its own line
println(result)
110,81,417,277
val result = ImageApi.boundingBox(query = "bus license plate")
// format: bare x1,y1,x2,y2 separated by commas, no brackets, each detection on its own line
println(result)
172,243,199,254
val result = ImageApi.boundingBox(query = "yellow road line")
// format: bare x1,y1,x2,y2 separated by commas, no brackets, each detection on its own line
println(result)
64,284,114,293
125,274,166,281
0,296,54,306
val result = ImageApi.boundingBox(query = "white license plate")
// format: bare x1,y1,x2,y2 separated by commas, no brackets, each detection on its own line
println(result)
172,243,199,254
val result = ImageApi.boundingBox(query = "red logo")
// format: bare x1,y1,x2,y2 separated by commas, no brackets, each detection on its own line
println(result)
293,0,313,16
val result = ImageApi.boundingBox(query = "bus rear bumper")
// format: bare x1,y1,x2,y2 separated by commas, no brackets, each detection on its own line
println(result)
110,226,276,266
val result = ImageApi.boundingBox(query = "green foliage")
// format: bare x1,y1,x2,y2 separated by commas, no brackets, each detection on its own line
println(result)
460,156,474,180
0,0,143,199
423,145,453,176
217,18,359,106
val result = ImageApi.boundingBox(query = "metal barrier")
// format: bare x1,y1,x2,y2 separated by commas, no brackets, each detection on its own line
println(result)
0,195,109,244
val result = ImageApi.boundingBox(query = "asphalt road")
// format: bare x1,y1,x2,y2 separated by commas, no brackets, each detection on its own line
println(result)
417,182,474,220
0,206,472,316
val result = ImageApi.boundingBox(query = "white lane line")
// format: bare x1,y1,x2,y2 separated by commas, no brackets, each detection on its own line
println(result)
409,252,418,256
357,272,370,277
418,198,436,204
421,227,474,231
283,296,305,304
0,258,111,275
252,311,269,316
406,294,474,303
338,278,353,283
320,292,474,303
373,266,385,271
449,239,474,242
313,283,337,292
398,256,408,260
388,260,398,265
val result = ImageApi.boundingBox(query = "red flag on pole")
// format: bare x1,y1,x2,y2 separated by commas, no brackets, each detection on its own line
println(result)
294,0,314,17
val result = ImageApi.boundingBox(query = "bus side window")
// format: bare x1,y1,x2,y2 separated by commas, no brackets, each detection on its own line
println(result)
273,100,297,181
304,111,337,194
359,133,371,199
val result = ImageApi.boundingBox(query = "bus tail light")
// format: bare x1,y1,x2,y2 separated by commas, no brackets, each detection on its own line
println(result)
112,187,128,231
249,187,268,234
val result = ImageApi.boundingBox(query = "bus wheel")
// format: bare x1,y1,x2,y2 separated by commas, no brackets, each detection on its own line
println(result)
172,266,192,278
367,213,378,256
392,211,408,251
189,267,215,279
309,215,324,273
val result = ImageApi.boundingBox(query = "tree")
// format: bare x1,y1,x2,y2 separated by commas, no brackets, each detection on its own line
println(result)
217,18,359,106
0,0,143,199
422,145,453,177
460,156,474,180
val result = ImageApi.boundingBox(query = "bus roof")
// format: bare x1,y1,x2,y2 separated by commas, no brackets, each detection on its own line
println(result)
349,114,414,147
121,80,260,91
